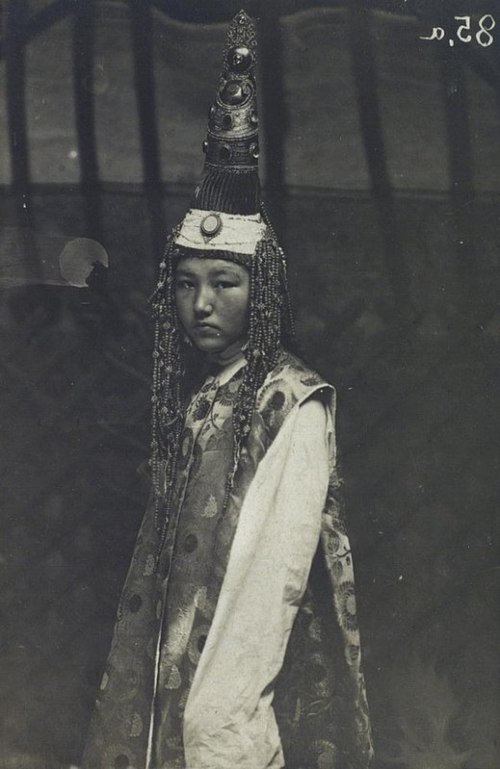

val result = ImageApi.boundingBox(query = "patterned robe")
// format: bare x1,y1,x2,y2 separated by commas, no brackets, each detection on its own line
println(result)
81,350,373,769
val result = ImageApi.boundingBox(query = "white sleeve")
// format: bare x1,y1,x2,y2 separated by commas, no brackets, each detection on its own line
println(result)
184,396,331,769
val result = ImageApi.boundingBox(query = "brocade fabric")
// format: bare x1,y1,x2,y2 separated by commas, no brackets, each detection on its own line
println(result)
81,350,373,769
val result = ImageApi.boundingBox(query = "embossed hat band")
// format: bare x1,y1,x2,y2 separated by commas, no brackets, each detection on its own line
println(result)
175,209,265,255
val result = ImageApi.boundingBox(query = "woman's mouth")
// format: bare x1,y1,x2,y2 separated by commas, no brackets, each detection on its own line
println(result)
193,323,221,335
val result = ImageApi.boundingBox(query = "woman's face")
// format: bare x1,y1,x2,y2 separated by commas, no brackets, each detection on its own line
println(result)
175,257,250,359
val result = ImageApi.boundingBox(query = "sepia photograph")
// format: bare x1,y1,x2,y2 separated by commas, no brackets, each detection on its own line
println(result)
0,1,499,768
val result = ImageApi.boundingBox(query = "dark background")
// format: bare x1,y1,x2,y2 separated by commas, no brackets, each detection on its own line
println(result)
0,1,499,767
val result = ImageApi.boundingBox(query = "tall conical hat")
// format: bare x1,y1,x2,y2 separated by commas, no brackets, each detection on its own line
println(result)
150,10,294,532
174,10,266,260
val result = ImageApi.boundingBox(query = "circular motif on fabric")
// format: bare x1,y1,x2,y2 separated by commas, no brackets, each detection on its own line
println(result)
270,390,285,410
312,739,338,769
200,213,222,238
338,581,358,632
128,594,142,613
104,744,138,769
227,45,253,73
114,754,130,769
184,533,198,553
257,378,285,410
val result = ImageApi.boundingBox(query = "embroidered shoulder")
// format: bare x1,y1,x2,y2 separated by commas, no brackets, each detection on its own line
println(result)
257,353,329,408
255,351,332,442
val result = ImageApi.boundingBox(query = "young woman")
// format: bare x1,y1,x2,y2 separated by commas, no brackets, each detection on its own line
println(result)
82,12,373,769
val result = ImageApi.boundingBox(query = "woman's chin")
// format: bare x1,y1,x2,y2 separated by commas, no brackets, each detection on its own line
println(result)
191,337,225,354
190,337,246,366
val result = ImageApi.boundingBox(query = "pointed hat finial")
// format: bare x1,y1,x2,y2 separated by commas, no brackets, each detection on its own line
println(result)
193,10,260,215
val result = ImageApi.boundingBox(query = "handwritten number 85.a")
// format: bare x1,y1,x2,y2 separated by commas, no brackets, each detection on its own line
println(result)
420,15,496,47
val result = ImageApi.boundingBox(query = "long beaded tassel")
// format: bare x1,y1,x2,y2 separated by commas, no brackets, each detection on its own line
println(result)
150,229,184,554
224,219,293,511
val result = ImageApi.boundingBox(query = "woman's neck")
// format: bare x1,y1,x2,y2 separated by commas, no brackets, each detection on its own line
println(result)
207,341,246,369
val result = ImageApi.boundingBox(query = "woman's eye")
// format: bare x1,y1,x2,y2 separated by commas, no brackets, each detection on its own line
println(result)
176,280,194,289
216,281,236,289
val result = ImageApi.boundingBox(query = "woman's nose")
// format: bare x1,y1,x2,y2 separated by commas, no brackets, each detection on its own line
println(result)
194,286,214,315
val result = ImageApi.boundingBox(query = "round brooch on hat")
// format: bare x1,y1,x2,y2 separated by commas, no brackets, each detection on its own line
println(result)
200,212,222,238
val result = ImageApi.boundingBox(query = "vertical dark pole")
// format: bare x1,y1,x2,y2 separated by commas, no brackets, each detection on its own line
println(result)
129,0,166,259
5,0,40,278
73,0,101,238
349,0,411,321
5,0,29,193
439,47,477,321
258,1,287,235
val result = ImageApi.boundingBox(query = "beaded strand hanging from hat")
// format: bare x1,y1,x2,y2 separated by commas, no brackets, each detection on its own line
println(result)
150,10,295,550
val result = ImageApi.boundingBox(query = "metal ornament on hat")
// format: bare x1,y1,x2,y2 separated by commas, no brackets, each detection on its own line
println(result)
200,212,223,243
203,9,258,168
196,9,260,215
